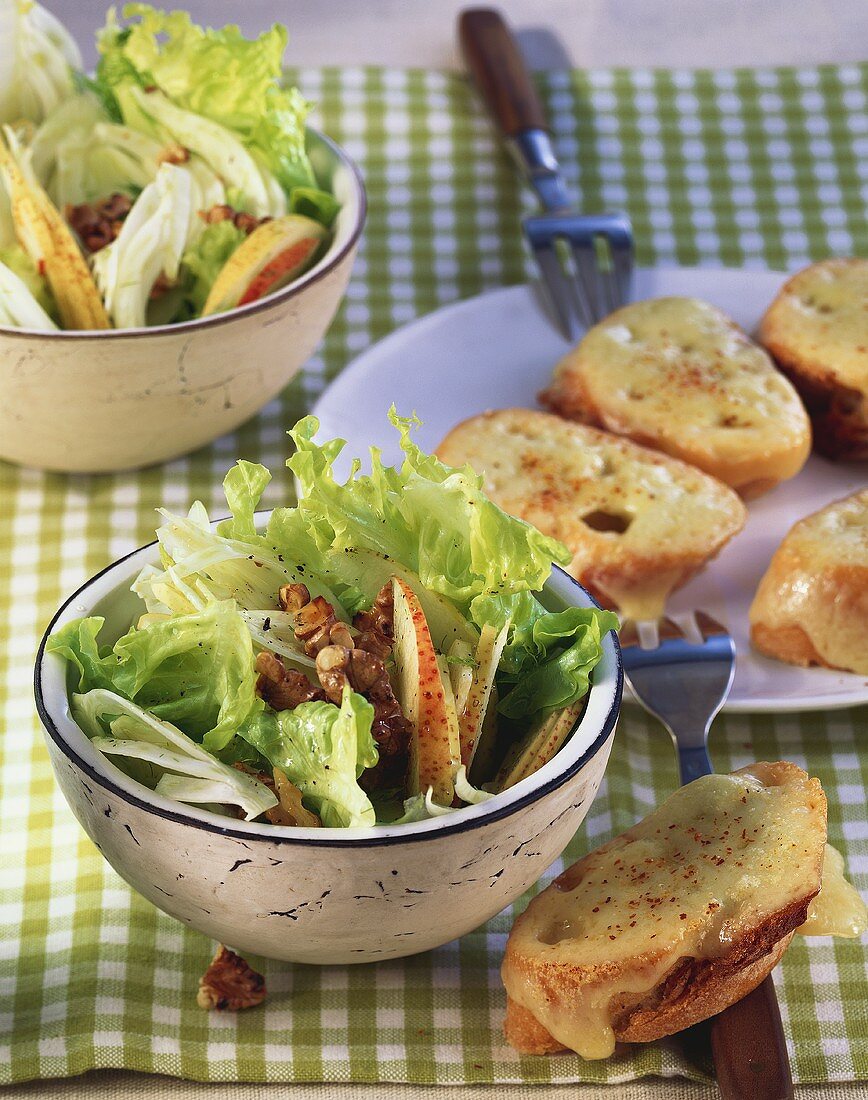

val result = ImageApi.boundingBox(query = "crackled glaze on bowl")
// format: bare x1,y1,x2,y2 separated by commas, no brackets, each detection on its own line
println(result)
0,130,365,473
35,526,621,963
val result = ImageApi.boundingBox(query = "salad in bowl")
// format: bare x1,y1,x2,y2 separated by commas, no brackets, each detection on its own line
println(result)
0,2,339,330
46,413,618,831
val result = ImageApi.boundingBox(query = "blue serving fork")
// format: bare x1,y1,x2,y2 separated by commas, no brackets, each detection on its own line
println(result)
621,611,793,1100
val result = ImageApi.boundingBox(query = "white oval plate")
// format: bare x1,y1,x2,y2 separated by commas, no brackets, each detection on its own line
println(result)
313,267,868,713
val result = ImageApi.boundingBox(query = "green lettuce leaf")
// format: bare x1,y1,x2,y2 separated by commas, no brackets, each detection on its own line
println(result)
181,218,246,316
288,186,340,227
239,686,377,828
94,4,315,195
496,606,619,719
280,410,570,633
46,600,262,752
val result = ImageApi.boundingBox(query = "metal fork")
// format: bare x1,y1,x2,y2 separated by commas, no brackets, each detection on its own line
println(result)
621,612,793,1100
459,7,634,337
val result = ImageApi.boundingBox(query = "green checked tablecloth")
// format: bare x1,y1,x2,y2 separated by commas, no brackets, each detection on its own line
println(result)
1,61,867,1089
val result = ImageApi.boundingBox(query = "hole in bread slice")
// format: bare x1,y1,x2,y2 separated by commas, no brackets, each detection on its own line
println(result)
581,509,633,534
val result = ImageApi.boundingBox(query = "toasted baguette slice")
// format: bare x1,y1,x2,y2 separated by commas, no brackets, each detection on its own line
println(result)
749,489,868,674
759,259,868,460
436,409,746,621
502,762,831,1060
540,297,811,498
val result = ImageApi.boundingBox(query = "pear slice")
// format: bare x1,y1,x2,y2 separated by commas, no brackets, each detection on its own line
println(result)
458,622,510,769
202,213,328,315
494,700,585,793
392,576,461,806
0,131,109,329
447,638,474,716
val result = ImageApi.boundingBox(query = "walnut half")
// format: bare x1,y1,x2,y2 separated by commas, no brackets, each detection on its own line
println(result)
197,945,266,1011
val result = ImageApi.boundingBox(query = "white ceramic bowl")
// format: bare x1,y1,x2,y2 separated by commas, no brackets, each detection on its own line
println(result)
35,525,622,964
0,129,365,474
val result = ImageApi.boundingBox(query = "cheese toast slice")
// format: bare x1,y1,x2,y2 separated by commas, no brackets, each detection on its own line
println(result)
502,762,865,1060
540,296,811,498
749,489,868,674
759,258,868,460
436,409,746,621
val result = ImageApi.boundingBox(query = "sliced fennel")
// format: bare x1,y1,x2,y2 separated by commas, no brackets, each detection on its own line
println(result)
93,161,193,328
0,256,56,328
74,688,277,821
126,86,283,218
0,0,81,126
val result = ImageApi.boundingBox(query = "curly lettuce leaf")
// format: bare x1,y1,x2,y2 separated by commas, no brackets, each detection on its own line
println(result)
239,686,377,828
94,4,315,195
281,410,570,633
46,600,262,752
289,186,340,228
496,606,619,719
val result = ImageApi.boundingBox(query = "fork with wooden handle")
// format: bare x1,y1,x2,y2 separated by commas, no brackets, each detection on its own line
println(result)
620,612,794,1100
458,7,633,336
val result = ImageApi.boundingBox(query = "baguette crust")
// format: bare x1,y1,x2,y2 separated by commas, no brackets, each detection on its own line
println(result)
541,296,811,497
749,490,868,674
501,762,827,1058
436,408,746,621
759,259,868,460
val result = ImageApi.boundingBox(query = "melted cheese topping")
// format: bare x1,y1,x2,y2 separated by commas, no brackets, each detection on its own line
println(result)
437,408,745,620
502,763,827,1059
750,489,868,674
550,296,811,490
761,259,868,389
800,844,868,938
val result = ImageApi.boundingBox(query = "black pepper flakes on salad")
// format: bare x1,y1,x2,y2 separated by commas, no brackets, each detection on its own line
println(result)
47,412,617,828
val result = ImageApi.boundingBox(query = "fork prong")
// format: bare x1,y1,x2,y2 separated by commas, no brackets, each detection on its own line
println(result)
532,242,576,339
657,616,685,642
619,619,640,649
569,241,606,325
694,610,729,639
611,240,633,306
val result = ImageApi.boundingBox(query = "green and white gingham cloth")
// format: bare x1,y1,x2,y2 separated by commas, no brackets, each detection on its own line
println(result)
1,61,867,1088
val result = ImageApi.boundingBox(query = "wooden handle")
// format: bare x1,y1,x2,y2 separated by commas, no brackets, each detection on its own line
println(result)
710,976,794,1100
458,8,547,137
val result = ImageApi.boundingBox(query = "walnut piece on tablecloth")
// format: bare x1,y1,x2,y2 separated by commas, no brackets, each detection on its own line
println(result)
196,945,266,1011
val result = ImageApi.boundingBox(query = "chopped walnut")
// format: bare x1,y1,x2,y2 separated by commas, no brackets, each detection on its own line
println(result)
353,581,395,640
200,202,270,236
272,768,321,827
255,651,325,710
329,621,355,649
278,582,311,612
197,945,266,1011
295,596,338,657
66,192,133,254
363,672,412,791
354,629,392,661
234,764,321,827
157,141,190,166
315,644,351,703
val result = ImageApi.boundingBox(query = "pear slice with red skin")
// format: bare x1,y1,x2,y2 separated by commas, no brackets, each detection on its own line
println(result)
391,576,461,806
202,213,329,316
0,137,109,330
458,622,510,769
494,699,585,793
